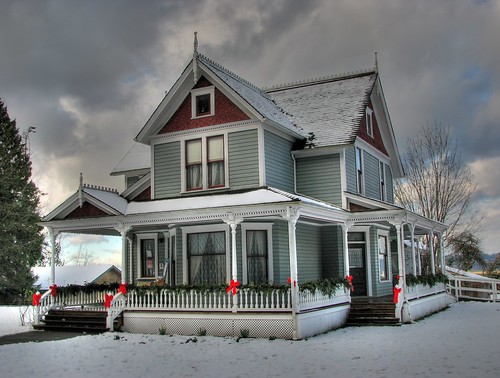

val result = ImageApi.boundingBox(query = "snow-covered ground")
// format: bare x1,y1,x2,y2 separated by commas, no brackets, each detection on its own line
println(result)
0,301,499,377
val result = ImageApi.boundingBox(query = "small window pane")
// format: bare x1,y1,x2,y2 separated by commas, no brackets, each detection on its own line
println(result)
186,139,202,164
196,94,211,115
208,136,224,161
141,239,155,277
246,230,268,284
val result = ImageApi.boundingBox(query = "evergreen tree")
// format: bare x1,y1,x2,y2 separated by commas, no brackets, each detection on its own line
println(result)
0,99,43,303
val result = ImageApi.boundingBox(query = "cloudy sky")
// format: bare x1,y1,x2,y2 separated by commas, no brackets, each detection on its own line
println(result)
1,0,499,264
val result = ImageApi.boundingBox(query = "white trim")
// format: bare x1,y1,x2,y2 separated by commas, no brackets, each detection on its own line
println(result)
191,86,215,119
366,107,374,138
136,233,159,279
348,226,371,296
376,229,391,283
355,138,391,165
241,223,274,284
181,224,230,285
379,161,387,202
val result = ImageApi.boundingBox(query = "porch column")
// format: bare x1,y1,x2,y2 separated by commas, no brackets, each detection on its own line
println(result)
417,240,422,275
390,220,406,288
410,224,417,276
341,221,354,277
127,237,133,284
284,206,300,339
439,232,446,274
47,227,58,286
429,229,436,275
116,223,131,284
224,214,243,310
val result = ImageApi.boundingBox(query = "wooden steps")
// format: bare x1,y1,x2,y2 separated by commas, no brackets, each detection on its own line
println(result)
33,309,122,333
346,298,400,326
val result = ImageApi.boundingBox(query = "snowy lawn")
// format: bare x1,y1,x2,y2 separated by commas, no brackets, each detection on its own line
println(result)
0,301,499,378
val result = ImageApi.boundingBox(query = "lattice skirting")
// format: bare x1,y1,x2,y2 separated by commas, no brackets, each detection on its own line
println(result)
122,312,295,339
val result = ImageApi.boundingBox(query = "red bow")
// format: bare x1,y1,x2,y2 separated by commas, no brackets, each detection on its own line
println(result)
288,277,297,287
32,292,42,306
396,275,401,281
118,283,128,296
393,287,402,304
104,293,114,309
226,279,240,296
346,275,354,292
49,284,58,297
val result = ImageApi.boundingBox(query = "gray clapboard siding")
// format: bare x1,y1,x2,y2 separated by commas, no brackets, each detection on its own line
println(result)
271,220,291,284
296,154,341,206
264,130,294,192
363,150,380,200
369,226,392,297
296,223,322,282
228,130,260,189
345,146,357,193
321,225,344,278
154,142,181,199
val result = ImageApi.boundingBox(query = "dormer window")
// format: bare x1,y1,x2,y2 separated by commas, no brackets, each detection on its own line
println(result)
366,107,374,138
191,87,215,118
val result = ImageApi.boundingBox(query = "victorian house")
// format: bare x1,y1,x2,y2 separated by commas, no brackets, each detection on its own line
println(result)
37,37,448,339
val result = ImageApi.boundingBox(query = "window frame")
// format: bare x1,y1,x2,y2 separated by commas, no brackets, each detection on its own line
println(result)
366,107,374,138
181,134,228,193
377,231,390,282
181,224,230,285
355,147,364,195
191,87,215,119
137,233,159,280
241,223,274,284
379,161,387,202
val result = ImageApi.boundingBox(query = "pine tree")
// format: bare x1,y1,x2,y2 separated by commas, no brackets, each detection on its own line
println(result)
0,99,43,303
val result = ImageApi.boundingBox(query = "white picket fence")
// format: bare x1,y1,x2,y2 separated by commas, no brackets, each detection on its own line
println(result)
447,276,500,302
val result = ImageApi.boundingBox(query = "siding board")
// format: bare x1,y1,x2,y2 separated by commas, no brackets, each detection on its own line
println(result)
228,130,260,189
154,142,181,198
264,130,294,192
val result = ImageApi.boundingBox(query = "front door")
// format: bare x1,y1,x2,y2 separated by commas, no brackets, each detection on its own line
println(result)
349,245,367,296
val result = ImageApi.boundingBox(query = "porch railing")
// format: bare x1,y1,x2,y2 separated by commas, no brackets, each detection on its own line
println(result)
298,287,350,311
447,276,500,302
405,282,446,301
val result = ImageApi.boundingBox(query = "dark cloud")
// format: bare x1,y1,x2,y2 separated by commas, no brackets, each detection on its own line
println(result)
1,0,499,252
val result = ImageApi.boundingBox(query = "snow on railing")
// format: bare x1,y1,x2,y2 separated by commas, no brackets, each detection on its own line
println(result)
34,290,54,324
447,276,499,302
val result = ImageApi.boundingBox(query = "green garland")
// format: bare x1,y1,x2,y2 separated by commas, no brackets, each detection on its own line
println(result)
48,277,350,297
405,273,449,288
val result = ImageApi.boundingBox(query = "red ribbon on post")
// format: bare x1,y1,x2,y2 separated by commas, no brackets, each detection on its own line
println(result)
118,283,128,296
226,279,240,296
104,293,114,309
32,292,42,306
393,287,402,304
346,275,354,292
287,277,297,287
49,284,58,297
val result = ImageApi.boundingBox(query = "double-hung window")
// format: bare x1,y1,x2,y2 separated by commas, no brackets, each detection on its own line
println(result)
241,224,273,284
378,234,389,281
355,147,364,195
184,135,226,191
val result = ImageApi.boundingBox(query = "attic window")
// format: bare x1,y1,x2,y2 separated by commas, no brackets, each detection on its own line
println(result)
191,87,215,118
366,107,374,138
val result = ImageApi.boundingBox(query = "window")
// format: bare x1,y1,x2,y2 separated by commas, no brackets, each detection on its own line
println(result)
366,107,373,137
378,235,389,281
355,147,364,195
187,231,226,285
207,136,225,188
137,234,158,279
191,87,215,118
184,135,226,191
379,161,386,202
242,224,273,284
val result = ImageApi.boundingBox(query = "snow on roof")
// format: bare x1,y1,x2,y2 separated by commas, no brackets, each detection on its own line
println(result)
267,71,376,147
199,54,304,138
111,142,151,175
32,265,121,290
83,186,128,214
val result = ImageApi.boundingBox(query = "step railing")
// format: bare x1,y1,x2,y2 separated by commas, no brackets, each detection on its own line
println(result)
34,290,54,325
107,292,126,330
447,276,500,302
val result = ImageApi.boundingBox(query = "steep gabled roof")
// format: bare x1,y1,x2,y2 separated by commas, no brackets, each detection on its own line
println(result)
134,53,304,144
267,70,377,148
111,142,151,176
42,184,127,221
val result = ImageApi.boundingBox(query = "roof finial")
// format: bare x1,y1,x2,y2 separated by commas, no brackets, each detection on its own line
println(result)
375,52,379,73
193,31,199,83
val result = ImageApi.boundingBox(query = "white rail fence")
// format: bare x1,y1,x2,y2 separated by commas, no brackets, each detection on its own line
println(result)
406,283,446,301
447,276,499,302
